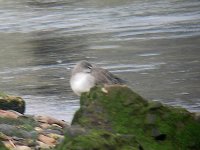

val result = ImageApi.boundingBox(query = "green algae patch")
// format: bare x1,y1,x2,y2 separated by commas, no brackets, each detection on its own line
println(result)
0,92,25,114
69,85,200,150
0,116,38,139
56,129,140,150
0,141,8,150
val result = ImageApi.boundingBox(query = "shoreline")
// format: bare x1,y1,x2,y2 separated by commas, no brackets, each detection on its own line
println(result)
1,86,200,150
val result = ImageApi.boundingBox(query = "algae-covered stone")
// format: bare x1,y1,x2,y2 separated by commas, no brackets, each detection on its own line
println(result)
67,85,200,150
0,141,8,150
0,116,38,139
57,129,140,150
0,92,25,114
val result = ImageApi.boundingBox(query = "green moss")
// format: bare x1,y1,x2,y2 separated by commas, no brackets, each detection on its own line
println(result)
0,92,7,98
56,129,139,150
0,141,8,150
0,116,38,131
70,86,200,150
0,93,25,114
0,115,38,140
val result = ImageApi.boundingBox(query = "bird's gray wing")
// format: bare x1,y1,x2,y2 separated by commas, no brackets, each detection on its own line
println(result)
91,67,125,85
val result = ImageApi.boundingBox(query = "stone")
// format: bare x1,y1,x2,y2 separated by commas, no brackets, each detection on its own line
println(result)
36,141,50,149
34,127,43,133
47,133,64,140
34,115,69,128
66,125,87,137
148,101,163,110
39,123,51,129
193,112,200,122
0,141,8,150
2,141,14,149
58,85,200,150
43,129,63,135
145,113,157,125
57,129,141,150
0,110,21,119
0,124,37,139
38,134,56,146
0,132,11,140
0,93,25,114
13,145,32,150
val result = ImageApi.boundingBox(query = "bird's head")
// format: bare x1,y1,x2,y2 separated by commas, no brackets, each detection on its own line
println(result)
72,60,93,75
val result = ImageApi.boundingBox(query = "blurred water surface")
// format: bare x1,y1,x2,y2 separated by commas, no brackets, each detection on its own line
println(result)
0,0,200,122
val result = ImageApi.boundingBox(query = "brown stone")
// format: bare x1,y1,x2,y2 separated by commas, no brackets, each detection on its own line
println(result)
0,109,21,119
34,115,69,128
13,145,32,150
38,134,56,146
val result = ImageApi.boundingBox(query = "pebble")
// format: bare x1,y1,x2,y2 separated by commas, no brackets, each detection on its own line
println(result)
0,109,21,119
13,145,32,150
43,129,63,135
47,133,64,140
38,134,56,146
34,127,43,133
36,141,51,149
34,115,68,128
39,123,51,129
0,110,69,149
2,141,15,149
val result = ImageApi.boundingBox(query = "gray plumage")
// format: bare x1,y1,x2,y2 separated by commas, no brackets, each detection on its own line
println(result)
70,60,125,95
91,67,125,85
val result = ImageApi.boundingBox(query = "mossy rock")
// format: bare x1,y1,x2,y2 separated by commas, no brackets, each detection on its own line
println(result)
0,92,25,114
0,116,38,139
69,85,200,150
56,129,140,150
0,141,8,150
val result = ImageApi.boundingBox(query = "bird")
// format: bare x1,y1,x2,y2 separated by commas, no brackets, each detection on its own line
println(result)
70,60,125,96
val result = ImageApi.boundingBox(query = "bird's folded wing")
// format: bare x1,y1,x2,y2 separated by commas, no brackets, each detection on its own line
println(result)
91,67,125,85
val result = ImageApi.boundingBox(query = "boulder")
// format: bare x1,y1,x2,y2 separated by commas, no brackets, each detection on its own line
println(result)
58,85,200,150
0,92,25,114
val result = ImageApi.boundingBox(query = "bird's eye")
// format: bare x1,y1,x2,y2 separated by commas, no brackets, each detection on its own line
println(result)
88,65,92,69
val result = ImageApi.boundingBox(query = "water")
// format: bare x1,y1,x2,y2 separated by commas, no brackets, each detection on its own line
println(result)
0,0,200,122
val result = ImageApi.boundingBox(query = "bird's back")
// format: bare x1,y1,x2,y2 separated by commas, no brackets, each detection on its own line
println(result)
91,67,125,85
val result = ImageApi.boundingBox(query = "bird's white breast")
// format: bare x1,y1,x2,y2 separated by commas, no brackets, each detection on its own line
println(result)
70,73,95,96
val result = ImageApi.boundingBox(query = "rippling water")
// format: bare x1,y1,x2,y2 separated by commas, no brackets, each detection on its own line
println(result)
0,0,200,122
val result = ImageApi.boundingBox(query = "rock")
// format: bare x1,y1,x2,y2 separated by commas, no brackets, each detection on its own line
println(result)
12,139,37,147
38,134,56,146
0,93,25,114
13,145,32,150
0,132,11,140
34,115,69,128
0,94,67,150
34,127,43,133
0,124,37,139
2,141,14,149
58,85,200,150
0,141,8,150
151,128,167,141
145,113,157,125
193,112,200,122
36,141,51,149
0,110,22,119
43,129,63,135
148,101,163,110
39,123,51,129
66,125,87,137
57,130,141,150
47,133,64,140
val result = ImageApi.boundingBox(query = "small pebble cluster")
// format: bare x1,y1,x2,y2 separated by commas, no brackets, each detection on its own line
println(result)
0,109,69,150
